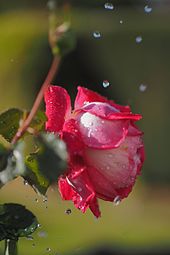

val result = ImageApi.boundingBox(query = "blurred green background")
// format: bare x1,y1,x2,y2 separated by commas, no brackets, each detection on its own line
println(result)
0,0,170,254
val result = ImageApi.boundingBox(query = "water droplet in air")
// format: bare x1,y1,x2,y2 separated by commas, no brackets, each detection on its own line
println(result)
144,5,152,13
139,84,147,92
65,208,72,215
104,3,114,10
27,236,34,241
38,231,47,238
113,196,121,205
46,248,51,252
102,80,110,88
93,31,101,39
135,36,142,43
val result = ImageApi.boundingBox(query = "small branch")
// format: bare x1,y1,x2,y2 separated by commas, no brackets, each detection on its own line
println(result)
11,56,60,144
4,239,18,255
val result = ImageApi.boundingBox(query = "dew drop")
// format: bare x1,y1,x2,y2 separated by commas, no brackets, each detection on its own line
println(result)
93,31,101,39
23,180,28,185
139,84,147,92
46,248,51,252
65,208,72,215
135,36,142,43
35,198,39,203
104,2,114,10
113,196,121,205
144,5,152,13
120,20,123,24
102,80,110,88
37,223,42,228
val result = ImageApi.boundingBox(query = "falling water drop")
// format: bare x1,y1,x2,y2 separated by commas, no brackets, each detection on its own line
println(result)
46,247,51,252
102,80,110,88
135,36,142,43
139,84,147,92
65,208,72,215
113,196,121,205
93,31,101,39
104,3,114,10
144,5,152,13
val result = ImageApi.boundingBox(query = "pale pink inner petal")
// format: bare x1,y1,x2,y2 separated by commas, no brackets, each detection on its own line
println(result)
85,135,143,190
75,112,128,149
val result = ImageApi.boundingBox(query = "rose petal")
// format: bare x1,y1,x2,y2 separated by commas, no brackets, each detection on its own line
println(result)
75,112,129,149
44,85,71,132
78,102,142,121
58,168,101,217
85,135,143,199
75,87,131,113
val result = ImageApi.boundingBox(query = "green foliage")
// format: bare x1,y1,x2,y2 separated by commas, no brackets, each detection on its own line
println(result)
29,111,47,133
0,109,23,142
0,142,25,188
53,26,77,57
24,133,68,195
0,203,38,241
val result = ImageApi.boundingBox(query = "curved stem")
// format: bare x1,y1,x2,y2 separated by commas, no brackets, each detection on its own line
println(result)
4,239,18,255
11,56,60,145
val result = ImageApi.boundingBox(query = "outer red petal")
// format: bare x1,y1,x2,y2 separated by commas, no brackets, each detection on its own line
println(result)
44,85,71,132
58,169,101,218
74,86,131,113
77,102,142,121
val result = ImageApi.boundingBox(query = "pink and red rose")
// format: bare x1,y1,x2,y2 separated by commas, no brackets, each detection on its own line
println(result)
44,86,144,217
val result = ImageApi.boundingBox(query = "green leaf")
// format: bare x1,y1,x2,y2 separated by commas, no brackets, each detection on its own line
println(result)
24,133,68,195
53,27,77,57
0,108,24,142
0,142,25,188
29,111,47,133
0,203,38,241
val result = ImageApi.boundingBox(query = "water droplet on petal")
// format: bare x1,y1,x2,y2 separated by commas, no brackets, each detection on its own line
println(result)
93,31,101,39
113,196,121,205
102,80,110,88
144,5,152,13
139,84,147,92
104,2,114,10
65,208,72,215
136,36,142,43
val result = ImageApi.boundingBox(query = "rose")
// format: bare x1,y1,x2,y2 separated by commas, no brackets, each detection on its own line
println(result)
44,86,144,217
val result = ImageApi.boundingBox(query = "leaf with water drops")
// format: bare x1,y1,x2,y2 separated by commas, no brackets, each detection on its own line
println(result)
24,133,68,195
0,203,38,241
0,108,24,142
0,141,25,188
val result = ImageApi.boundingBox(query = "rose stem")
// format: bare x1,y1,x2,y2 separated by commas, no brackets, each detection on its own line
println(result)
11,56,60,145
